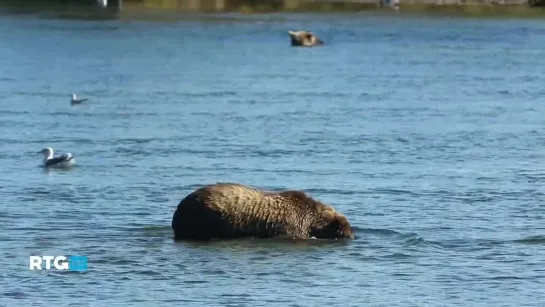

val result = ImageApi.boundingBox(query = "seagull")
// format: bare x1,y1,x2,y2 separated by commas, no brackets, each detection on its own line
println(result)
38,147,76,169
71,94,88,105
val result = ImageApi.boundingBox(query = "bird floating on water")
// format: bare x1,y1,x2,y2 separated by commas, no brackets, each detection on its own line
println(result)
39,147,76,169
71,94,88,105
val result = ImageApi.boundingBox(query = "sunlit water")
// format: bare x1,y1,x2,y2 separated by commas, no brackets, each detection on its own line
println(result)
0,9,544,307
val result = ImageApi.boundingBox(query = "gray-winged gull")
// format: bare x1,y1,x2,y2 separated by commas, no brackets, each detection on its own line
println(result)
39,147,76,168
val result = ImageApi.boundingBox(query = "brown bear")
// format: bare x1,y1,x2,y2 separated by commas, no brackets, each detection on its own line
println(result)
288,30,324,47
171,183,354,241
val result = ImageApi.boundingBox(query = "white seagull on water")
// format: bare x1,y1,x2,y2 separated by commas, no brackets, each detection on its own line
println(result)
39,147,76,168
71,94,88,105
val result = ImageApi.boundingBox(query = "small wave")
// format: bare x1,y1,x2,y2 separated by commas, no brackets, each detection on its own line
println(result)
304,188,360,195
115,137,157,145
439,238,508,251
396,137,410,143
358,228,445,249
0,138,26,145
190,111,216,116
253,149,298,158
2,290,26,299
174,91,238,98
369,188,420,197
203,269,229,276
490,276,525,281
279,91,359,99
384,253,413,259
358,228,402,236
0,110,30,115
30,137,96,145
11,91,68,98
513,235,545,245
403,236,444,249
516,170,545,182
93,257,143,266
140,225,172,233
182,280,208,284
41,112,76,116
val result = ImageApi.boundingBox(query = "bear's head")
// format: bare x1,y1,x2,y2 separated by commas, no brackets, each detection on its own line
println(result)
288,30,324,47
278,190,355,240
310,205,355,240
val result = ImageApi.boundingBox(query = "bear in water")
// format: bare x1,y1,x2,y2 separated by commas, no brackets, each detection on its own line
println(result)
288,30,324,47
171,183,354,241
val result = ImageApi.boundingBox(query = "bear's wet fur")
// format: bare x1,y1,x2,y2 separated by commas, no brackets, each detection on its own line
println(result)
288,30,324,47
171,183,354,241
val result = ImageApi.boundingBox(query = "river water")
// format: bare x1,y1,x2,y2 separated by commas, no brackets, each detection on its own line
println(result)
0,8,544,307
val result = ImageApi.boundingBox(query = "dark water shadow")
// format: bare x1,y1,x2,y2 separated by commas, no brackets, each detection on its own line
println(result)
513,235,545,245
133,224,358,250
115,224,488,254
167,225,373,251
39,165,79,174
173,236,354,253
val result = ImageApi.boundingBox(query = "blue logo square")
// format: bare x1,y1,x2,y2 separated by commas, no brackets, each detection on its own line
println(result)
69,256,88,272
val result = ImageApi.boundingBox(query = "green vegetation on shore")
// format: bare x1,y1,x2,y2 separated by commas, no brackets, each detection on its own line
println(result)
1,0,545,19
124,0,545,17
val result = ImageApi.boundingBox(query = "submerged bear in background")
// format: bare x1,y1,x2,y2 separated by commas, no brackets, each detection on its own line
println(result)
171,183,354,241
288,30,324,47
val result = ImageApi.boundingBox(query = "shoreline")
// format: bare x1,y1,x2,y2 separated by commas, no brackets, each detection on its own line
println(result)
128,0,545,12
120,0,545,19
2,0,545,19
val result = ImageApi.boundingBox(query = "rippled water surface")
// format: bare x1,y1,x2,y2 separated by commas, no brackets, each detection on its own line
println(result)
1,9,545,307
